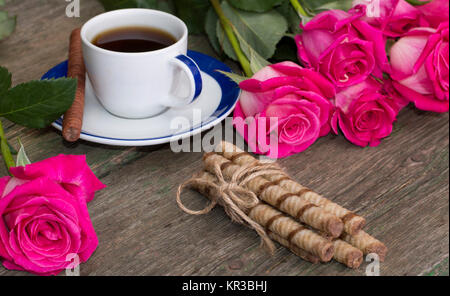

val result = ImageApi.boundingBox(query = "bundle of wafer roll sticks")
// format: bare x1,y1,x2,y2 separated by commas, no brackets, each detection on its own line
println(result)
177,141,387,269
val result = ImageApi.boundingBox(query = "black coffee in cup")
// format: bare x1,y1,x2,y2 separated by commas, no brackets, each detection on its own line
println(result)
92,26,177,53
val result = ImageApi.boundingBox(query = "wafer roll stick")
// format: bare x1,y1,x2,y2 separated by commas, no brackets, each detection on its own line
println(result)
191,171,334,263
194,171,362,268
186,170,363,268
250,203,334,262
267,231,320,264
204,152,343,237
202,153,334,261
299,224,363,268
271,175,365,235
341,231,387,262
217,141,365,235
332,239,364,269
193,172,360,268
204,152,344,238
63,28,86,142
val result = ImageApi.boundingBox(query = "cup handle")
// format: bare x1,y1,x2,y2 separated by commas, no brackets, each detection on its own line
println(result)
164,54,203,108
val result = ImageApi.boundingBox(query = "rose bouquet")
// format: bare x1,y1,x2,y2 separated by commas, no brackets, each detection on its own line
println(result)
100,0,448,159
222,0,448,158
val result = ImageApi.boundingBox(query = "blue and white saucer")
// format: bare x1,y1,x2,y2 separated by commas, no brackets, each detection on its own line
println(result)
42,50,240,146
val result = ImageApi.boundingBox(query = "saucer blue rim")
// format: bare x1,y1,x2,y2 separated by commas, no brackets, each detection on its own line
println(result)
42,50,240,142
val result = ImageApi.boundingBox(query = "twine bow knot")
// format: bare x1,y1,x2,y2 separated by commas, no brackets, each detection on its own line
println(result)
176,160,287,254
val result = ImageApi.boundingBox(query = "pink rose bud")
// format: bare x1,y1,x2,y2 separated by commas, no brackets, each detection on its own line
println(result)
234,62,335,158
295,6,389,88
0,155,105,276
353,0,429,37
331,78,400,147
390,22,449,113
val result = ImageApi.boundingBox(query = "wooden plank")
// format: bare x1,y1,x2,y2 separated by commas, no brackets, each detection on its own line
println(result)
0,0,448,276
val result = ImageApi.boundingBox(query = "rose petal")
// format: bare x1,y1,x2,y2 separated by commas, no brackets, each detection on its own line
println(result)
390,35,429,80
9,155,106,203
393,80,449,112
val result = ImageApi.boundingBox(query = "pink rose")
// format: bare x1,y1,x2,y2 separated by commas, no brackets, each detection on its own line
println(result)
0,155,105,276
418,0,449,28
234,62,335,158
353,0,429,37
295,6,389,88
331,78,400,147
390,22,449,112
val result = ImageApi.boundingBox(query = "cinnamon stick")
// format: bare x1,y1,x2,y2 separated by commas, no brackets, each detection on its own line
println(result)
217,141,366,235
63,28,86,142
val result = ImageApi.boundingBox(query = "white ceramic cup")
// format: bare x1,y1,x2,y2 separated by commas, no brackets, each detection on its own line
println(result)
81,9,203,119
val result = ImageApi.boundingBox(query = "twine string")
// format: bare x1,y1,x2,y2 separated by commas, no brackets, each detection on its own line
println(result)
176,160,288,254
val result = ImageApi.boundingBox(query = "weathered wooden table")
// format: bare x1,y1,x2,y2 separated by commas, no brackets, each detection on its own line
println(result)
0,0,448,276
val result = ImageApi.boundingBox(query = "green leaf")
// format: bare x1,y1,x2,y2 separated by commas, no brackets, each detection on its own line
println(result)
229,25,271,74
313,0,353,11
294,0,353,24
249,50,271,74
276,0,302,34
301,0,353,14
16,139,31,167
217,1,288,61
227,0,285,13
216,70,248,85
217,21,238,60
0,10,16,40
205,7,222,55
0,78,77,129
174,0,210,34
405,0,430,6
0,66,12,95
